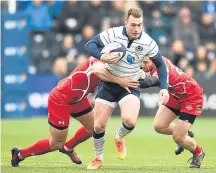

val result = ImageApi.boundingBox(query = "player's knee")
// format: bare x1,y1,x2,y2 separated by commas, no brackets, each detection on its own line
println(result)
49,140,65,151
94,124,106,133
154,123,165,133
123,118,136,128
154,126,162,133
172,133,185,144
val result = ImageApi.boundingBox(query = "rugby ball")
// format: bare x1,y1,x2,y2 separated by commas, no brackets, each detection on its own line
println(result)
101,42,126,61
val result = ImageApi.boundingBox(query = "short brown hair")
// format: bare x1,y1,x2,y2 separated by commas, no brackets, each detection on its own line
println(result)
126,8,143,20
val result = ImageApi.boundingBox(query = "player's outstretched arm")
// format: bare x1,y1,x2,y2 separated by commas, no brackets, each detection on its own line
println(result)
150,52,167,89
92,62,139,90
150,53,169,104
139,77,160,89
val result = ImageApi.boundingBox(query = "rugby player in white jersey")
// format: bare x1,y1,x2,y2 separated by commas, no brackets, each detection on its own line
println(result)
84,8,169,169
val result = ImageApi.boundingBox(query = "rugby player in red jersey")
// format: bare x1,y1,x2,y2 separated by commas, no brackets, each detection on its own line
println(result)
140,56,205,168
11,57,140,167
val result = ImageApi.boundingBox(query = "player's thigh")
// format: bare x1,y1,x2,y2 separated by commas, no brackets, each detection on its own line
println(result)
48,90,72,129
119,94,140,125
48,94,72,146
72,98,94,132
49,126,68,144
94,99,114,129
75,111,94,133
154,105,178,129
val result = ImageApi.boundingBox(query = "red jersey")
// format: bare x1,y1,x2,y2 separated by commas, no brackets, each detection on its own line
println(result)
56,57,100,104
150,57,201,99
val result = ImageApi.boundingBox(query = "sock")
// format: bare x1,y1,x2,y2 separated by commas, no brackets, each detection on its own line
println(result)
19,139,50,159
93,130,105,161
193,145,202,155
64,126,92,151
115,122,135,141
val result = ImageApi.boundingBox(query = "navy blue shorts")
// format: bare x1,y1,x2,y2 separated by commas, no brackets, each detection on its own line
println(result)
96,81,140,103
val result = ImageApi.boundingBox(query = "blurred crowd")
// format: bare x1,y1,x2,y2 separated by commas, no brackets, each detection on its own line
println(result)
1,0,216,79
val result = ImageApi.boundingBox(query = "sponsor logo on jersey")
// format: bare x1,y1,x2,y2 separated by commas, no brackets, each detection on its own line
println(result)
186,104,193,110
126,54,139,64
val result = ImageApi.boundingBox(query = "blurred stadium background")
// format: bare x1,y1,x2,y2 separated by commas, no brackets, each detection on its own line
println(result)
1,0,216,172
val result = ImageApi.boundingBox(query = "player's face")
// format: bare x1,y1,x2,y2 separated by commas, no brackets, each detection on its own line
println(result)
125,15,143,40
141,58,155,72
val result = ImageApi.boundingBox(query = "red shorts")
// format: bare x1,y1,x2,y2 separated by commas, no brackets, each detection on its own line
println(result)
165,87,204,116
48,88,93,129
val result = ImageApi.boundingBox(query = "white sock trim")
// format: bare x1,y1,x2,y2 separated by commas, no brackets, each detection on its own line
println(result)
18,152,23,159
64,145,73,152
198,149,203,156
115,132,122,141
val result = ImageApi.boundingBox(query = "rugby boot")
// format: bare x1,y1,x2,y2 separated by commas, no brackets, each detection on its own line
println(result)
188,150,205,168
59,148,82,164
11,147,24,167
114,134,127,160
87,156,103,169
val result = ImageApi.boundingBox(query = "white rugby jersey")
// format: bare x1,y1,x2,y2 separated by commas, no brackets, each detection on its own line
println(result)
99,26,159,79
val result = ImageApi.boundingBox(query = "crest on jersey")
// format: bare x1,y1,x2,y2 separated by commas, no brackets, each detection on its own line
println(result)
135,45,143,51
196,106,202,113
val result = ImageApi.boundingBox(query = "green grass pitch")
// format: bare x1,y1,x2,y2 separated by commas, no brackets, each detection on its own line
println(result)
1,116,216,173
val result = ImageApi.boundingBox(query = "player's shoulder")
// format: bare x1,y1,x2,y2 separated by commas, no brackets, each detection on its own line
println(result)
162,56,170,63
162,56,174,69
138,31,155,46
103,26,123,34
141,31,153,39
100,26,124,40
111,26,124,36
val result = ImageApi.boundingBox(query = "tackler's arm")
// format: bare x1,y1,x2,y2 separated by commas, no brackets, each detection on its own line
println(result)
139,77,160,89
92,62,139,93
